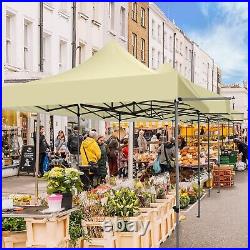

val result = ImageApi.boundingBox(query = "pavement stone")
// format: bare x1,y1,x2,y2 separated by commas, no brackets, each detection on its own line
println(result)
161,171,248,248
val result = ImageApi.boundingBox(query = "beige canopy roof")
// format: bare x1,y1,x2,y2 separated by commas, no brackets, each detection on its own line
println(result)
3,41,230,121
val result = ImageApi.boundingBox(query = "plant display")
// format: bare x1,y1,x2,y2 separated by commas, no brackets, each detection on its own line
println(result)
69,210,88,247
44,167,83,194
137,191,152,208
156,187,166,199
2,217,26,232
192,183,205,198
187,191,197,204
105,188,140,217
179,193,190,209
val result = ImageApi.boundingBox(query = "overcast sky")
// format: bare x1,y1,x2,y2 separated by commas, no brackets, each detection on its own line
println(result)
156,2,248,84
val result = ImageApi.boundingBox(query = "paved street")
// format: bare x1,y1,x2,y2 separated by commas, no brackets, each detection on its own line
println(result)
2,176,47,196
161,171,248,248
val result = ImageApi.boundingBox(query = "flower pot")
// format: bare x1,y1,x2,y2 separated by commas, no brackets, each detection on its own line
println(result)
61,193,73,210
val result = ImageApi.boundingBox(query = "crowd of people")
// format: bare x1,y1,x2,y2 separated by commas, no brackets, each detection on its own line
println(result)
33,126,248,187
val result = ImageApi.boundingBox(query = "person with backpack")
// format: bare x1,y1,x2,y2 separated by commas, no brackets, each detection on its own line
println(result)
97,136,108,183
67,126,83,169
33,126,50,177
158,138,176,173
80,130,101,187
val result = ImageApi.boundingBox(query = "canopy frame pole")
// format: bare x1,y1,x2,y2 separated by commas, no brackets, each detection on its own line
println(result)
77,105,80,169
128,122,134,180
227,119,230,146
222,123,224,147
172,120,174,138
217,118,221,193
197,111,201,218
233,122,235,149
35,113,41,202
207,117,211,197
118,113,121,171
174,99,180,248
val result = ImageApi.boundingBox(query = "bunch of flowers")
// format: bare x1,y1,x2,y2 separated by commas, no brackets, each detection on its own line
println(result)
44,167,83,194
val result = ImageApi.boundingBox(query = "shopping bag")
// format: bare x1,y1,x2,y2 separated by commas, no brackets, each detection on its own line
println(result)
43,154,50,172
235,161,246,171
153,156,161,174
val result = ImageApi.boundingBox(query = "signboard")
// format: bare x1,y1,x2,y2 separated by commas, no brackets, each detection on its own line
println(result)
19,145,35,175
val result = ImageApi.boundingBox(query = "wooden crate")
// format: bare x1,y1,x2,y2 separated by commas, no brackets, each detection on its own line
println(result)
2,231,27,248
25,215,69,248
140,211,153,248
82,220,116,248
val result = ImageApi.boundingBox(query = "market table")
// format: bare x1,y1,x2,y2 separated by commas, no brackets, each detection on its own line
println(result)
2,206,77,248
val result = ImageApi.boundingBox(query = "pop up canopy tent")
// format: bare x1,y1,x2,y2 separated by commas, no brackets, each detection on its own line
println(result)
2,41,233,248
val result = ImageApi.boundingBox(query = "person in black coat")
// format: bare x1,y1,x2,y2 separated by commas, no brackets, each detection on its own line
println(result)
33,126,50,177
234,138,248,163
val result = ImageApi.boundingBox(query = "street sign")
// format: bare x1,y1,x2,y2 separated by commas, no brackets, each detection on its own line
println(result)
19,145,35,176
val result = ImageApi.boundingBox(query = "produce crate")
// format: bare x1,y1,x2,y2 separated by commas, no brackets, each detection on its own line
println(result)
140,211,153,248
115,231,141,248
25,215,69,248
2,231,27,248
82,219,116,248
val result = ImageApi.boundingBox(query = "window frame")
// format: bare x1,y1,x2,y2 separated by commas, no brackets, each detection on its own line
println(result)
132,32,137,58
132,2,137,22
141,7,145,27
141,38,145,62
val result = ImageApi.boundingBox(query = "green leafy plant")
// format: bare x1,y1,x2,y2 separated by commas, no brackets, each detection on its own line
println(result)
2,217,26,232
156,187,166,199
179,193,190,209
137,191,152,208
188,191,197,204
44,167,83,194
192,183,204,198
105,188,140,217
69,210,89,247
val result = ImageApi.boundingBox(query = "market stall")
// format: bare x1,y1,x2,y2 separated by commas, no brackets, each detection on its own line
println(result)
3,41,234,248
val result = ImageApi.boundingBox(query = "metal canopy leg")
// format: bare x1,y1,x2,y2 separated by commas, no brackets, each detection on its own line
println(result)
128,122,133,180
35,113,41,201
207,118,211,197
217,119,221,193
197,111,201,218
174,99,180,248
77,105,80,169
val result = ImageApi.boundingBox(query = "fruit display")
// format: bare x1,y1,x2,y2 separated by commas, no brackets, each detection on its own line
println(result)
134,152,157,163
10,194,32,206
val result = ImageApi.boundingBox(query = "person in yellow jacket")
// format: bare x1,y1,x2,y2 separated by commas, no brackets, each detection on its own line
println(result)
80,130,101,166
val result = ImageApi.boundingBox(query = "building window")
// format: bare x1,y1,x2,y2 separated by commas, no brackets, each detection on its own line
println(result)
60,3,68,14
169,35,172,51
152,48,155,68
120,6,126,37
59,40,67,72
132,2,137,21
141,38,145,62
43,33,51,72
24,20,32,70
164,31,167,48
180,42,182,55
110,2,115,30
78,43,85,64
93,3,99,22
179,63,182,73
152,19,155,39
141,7,145,27
157,51,160,67
92,48,98,56
176,38,178,53
189,50,192,60
6,13,14,65
132,33,137,58
158,24,161,42
185,46,188,59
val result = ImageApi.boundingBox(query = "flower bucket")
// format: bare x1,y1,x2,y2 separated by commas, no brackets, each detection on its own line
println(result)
47,194,63,212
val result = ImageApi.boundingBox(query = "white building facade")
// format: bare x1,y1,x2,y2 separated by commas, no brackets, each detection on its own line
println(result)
149,2,220,93
220,83,248,129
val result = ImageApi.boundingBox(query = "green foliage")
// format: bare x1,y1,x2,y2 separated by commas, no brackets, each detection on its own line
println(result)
105,188,140,217
179,193,190,209
44,167,83,194
69,210,89,247
2,217,26,232
137,191,152,208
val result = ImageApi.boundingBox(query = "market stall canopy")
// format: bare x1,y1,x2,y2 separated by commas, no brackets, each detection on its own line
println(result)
158,64,231,115
3,41,210,120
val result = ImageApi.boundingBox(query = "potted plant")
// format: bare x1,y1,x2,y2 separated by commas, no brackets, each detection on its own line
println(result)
44,167,83,210
2,217,27,247
187,190,197,204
